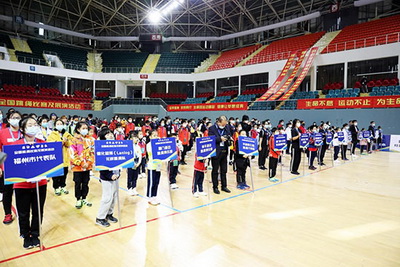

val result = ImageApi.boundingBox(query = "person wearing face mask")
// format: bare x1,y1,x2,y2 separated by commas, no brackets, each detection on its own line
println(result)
0,110,6,129
258,121,271,171
137,131,147,179
240,115,252,134
367,121,376,153
178,120,190,165
208,115,232,194
307,125,319,170
114,123,125,140
146,130,162,206
125,117,135,136
268,127,283,182
12,117,47,249
37,117,51,141
349,120,359,156
290,119,302,175
157,119,167,138
277,120,285,129
0,111,22,224
341,123,351,161
299,121,306,134
95,128,120,227
141,120,152,136
317,123,329,166
48,113,57,131
70,122,95,209
47,119,73,196
234,130,251,190
68,115,80,135
150,116,158,130
285,122,292,155
165,118,173,136
228,118,236,166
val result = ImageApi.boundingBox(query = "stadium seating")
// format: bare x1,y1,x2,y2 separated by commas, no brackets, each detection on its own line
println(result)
15,51,47,65
290,91,319,99
101,51,149,72
209,96,232,103
323,82,344,90
149,92,187,104
280,100,298,110
232,94,256,102
322,15,400,53
217,90,238,97
249,101,277,110
0,34,13,49
245,32,325,66
155,52,209,73
370,85,400,96
241,87,268,95
326,88,360,98
181,97,208,104
208,44,262,71
196,92,214,98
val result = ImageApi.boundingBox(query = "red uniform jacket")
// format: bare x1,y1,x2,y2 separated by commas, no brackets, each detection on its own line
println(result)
178,128,190,145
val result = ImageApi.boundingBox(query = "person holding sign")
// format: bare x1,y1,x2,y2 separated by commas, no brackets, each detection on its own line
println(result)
341,123,351,161
70,122,95,209
332,127,341,163
0,110,22,225
192,154,208,197
95,128,120,227
290,119,302,175
208,116,232,194
146,130,162,206
178,120,190,165
47,119,73,196
13,117,47,249
359,128,369,155
307,126,319,170
168,133,183,190
268,127,283,182
126,131,142,196
234,130,251,190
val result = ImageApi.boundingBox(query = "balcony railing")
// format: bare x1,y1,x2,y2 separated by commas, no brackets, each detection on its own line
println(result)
102,98,168,109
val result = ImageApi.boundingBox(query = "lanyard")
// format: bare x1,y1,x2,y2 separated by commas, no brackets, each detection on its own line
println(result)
9,128,21,142
217,126,225,136
23,137,37,144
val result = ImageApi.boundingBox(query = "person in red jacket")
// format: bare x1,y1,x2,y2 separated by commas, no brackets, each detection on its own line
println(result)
157,119,167,138
12,117,47,249
125,117,135,136
141,120,152,136
0,110,22,225
192,154,208,197
268,127,283,183
178,120,190,165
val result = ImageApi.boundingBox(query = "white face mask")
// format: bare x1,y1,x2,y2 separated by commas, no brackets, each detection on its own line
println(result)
106,135,114,140
296,123,301,127
80,129,89,136
25,126,40,137
354,123,358,126
372,124,375,127
0,115,3,121
56,125,65,132
9,119,20,127
161,123,165,127
345,126,350,130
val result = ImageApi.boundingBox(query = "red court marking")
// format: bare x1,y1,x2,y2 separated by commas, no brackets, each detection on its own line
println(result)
0,212,180,264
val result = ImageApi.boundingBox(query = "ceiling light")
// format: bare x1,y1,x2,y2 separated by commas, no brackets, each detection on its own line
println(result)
148,10,161,24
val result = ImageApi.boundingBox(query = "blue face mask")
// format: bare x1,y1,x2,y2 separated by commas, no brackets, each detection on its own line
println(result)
56,125,65,132
26,126,40,137
80,129,88,136
42,122,48,128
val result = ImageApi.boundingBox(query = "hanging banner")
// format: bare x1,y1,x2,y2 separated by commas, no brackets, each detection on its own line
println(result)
256,52,296,101
151,137,178,162
273,134,287,151
314,133,323,146
238,136,259,156
326,132,333,144
196,136,216,160
300,133,310,148
297,96,400,109
279,47,319,101
268,50,307,101
3,142,63,184
167,102,248,112
0,97,86,110
338,131,345,142
94,140,134,170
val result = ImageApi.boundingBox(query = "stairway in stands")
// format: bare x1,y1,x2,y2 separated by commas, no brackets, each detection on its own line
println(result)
195,54,220,73
10,37,31,53
314,31,341,53
236,44,268,67
140,54,160,73
87,52,102,72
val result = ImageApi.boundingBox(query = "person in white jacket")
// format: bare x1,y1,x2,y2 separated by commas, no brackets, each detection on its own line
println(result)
285,122,292,155
341,123,351,161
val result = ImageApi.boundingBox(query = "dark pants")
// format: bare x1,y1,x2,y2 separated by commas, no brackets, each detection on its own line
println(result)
318,144,328,164
139,157,146,174
211,151,228,189
235,158,248,184
269,157,278,178
286,141,291,154
360,145,367,154
15,185,46,238
290,146,301,172
168,161,179,184
0,174,13,215
229,149,234,162
341,145,348,159
192,170,204,193
127,168,139,189
258,146,268,167
147,170,161,198
181,145,188,162
52,167,68,189
351,139,358,154
308,150,317,167
73,171,90,200
334,146,340,160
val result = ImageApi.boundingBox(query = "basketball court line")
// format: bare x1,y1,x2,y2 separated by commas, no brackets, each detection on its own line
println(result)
0,152,376,264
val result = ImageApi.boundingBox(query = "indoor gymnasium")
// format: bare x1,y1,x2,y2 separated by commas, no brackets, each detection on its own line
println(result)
0,0,399,266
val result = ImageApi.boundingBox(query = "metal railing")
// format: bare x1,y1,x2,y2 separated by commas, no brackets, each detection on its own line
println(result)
102,67,142,73
153,67,194,74
324,32,400,54
102,98,168,109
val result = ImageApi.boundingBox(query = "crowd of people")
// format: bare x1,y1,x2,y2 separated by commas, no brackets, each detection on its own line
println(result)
0,108,384,249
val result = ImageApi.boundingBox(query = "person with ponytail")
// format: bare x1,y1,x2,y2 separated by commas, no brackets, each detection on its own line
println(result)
13,117,47,249
47,119,73,196
69,122,95,209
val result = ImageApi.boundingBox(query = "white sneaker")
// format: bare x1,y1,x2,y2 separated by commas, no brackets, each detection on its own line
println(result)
198,191,208,196
193,192,199,198
148,197,160,206
128,188,134,196
170,183,179,189
131,188,138,196
0,193,3,202
352,154,358,158
140,173,146,179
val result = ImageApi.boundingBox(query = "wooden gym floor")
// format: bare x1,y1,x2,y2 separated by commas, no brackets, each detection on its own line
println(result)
0,149,399,266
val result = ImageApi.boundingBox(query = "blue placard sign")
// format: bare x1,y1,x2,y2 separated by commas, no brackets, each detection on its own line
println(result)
196,136,216,160
94,140,134,170
338,131,345,142
238,136,259,156
300,133,310,148
151,137,178,162
362,131,371,139
4,142,63,184
273,134,287,151
326,132,333,144
314,133,323,146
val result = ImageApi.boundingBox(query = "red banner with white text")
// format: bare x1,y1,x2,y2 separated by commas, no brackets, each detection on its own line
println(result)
167,102,248,112
297,96,400,109
0,98,87,110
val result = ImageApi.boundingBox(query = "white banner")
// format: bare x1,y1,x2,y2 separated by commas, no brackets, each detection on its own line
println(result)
389,135,400,152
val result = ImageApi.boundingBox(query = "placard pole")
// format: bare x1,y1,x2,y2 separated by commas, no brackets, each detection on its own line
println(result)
331,143,334,167
167,162,174,208
279,154,283,183
35,181,43,251
302,149,306,176
248,157,255,194
207,162,212,203
116,178,122,229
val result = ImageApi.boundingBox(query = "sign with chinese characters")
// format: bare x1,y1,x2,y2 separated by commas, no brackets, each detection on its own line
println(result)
196,136,216,160
273,134,287,151
314,133,323,146
167,102,248,112
151,137,178,162
338,131,345,142
389,135,400,152
362,131,371,139
238,136,259,156
300,133,310,148
326,132,333,144
3,142,63,184
94,140,134,170
297,96,400,109
0,98,86,110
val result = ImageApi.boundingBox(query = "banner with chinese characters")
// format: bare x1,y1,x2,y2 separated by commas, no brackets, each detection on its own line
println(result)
0,98,85,110
256,52,297,101
300,133,310,148
151,137,178,162
238,136,259,156
167,102,248,112
94,140,134,170
297,96,400,109
314,133,323,146
196,136,216,160
273,134,287,151
3,142,63,184
268,50,307,101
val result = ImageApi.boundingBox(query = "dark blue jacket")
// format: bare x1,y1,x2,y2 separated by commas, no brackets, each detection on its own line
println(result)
208,124,232,156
